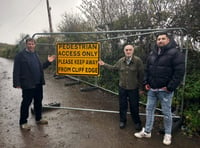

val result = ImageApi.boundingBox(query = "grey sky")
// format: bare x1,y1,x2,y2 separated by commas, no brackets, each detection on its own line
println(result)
0,0,82,44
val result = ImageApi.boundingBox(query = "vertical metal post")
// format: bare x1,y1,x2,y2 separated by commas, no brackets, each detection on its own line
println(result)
46,0,53,33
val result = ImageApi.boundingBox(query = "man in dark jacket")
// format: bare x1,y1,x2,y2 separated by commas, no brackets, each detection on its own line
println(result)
13,38,56,130
134,32,185,145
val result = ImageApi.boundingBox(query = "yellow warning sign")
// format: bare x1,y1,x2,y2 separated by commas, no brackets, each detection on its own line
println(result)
56,42,100,76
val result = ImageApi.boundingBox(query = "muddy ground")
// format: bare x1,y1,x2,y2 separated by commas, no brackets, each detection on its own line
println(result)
0,57,199,148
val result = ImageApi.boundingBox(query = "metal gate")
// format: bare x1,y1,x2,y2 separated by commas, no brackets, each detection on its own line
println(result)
19,28,188,130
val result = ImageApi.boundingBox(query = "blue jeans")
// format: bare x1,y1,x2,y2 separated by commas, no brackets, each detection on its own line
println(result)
145,89,174,134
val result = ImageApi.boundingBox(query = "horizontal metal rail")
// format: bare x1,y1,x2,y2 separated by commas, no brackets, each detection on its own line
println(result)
32,27,187,38
43,105,181,119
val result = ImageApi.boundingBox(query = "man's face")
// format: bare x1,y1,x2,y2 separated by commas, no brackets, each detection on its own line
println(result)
124,45,134,58
156,34,170,47
26,41,36,52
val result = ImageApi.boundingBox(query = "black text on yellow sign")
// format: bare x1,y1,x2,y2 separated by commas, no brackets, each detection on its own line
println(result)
56,42,100,76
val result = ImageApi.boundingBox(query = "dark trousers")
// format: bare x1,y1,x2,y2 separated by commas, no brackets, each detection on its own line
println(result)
19,85,43,125
119,87,141,124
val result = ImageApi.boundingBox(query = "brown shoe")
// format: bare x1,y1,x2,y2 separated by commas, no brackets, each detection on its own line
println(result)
36,119,48,125
20,123,31,130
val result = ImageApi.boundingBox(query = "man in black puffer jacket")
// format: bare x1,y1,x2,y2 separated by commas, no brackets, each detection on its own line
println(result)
134,32,185,146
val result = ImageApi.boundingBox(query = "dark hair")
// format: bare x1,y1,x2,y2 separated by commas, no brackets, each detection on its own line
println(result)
25,38,35,44
156,31,172,39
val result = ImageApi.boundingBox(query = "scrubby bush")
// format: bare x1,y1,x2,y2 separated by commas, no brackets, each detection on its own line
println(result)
183,104,200,136
179,49,200,136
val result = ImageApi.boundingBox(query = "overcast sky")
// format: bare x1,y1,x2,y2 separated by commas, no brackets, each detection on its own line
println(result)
0,0,82,44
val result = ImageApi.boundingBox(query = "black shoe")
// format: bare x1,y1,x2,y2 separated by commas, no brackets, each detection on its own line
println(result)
135,123,142,131
119,122,126,129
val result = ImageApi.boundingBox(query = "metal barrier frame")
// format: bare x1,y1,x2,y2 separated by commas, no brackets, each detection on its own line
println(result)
19,28,188,120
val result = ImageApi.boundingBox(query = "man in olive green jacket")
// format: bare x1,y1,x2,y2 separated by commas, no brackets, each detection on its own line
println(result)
99,44,144,130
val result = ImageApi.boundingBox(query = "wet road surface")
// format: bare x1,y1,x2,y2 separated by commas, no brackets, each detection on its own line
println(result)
0,57,199,148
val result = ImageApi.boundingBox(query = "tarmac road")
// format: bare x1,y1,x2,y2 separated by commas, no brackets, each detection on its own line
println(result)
0,57,199,148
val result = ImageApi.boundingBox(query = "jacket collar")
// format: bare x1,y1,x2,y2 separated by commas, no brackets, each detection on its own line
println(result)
123,56,135,63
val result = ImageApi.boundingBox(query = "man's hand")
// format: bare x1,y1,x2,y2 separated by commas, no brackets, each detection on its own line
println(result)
98,60,105,66
145,84,151,90
48,55,56,62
